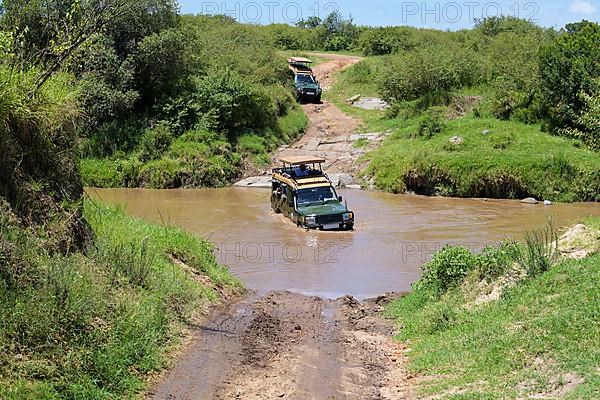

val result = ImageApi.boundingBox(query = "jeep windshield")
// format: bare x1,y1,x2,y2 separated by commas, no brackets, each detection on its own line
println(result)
296,75,316,85
297,187,337,206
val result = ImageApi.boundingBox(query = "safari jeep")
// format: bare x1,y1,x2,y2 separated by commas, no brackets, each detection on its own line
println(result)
271,157,354,230
288,57,322,103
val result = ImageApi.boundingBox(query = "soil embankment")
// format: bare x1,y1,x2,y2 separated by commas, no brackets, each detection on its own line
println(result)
150,292,413,399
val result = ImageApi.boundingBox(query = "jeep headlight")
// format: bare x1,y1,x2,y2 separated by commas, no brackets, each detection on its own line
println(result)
305,216,316,226
343,212,353,221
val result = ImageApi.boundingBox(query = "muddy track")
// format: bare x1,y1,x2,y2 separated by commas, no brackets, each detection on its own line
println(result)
276,53,385,179
150,292,414,399
149,54,415,399
237,53,387,188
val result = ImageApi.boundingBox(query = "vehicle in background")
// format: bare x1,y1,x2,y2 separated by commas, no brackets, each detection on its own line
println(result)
271,156,354,231
288,57,322,103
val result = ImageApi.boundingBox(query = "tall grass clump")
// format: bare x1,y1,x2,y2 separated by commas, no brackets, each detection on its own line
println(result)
0,65,92,252
0,200,240,397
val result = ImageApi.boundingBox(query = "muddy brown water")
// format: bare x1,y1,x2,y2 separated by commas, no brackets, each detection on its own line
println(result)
88,187,600,299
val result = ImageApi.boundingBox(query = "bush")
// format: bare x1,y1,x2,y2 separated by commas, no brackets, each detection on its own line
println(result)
415,246,479,296
195,69,277,140
476,241,519,280
540,21,600,147
138,122,174,162
379,43,479,104
138,158,182,188
414,107,447,139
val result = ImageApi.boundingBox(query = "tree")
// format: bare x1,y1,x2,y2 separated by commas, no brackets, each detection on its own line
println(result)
539,20,600,147
296,16,321,29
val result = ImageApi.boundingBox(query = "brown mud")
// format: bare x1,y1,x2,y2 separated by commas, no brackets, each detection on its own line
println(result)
149,291,414,400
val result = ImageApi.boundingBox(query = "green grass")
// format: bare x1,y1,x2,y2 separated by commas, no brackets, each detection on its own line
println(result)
326,58,600,202
0,201,240,398
365,115,600,201
387,219,600,399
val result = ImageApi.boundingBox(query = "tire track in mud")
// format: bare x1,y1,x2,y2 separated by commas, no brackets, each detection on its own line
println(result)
150,292,415,400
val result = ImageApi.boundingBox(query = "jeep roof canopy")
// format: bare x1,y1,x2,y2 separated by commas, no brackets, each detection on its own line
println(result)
280,156,326,166
288,57,312,64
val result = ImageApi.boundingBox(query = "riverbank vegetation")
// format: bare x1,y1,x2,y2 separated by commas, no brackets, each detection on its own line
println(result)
387,218,600,398
1,201,239,398
314,17,600,201
0,3,308,189
0,2,240,396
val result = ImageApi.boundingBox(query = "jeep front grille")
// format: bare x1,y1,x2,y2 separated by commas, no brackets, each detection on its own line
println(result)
317,214,343,225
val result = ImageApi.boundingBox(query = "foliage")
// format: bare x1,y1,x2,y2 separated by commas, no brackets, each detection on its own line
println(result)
138,122,174,162
0,201,238,397
386,218,600,398
475,16,546,37
540,21,600,148
70,34,139,129
363,115,600,202
0,66,91,252
560,81,600,150
486,33,542,122
415,246,479,296
195,69,276,140
415,107,447,139
378,43,479,104
134,27,193,107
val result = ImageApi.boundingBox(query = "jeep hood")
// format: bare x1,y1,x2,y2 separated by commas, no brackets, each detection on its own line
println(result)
298,202,347,216
296,82,320,90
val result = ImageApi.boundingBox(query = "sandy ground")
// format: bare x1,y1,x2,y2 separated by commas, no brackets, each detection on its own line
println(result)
149,292,415,400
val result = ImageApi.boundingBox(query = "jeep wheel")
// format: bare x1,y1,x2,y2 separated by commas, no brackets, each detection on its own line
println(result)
316,95,322,104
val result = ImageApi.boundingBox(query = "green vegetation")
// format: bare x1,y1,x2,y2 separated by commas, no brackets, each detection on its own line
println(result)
322,18,600,201
0,5,308,189
0,201,239,398
365,116,600,201
387,219,600,398
1,5,240,397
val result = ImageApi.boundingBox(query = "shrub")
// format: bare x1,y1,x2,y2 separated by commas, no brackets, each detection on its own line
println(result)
138,122,174,162
540,21,600,147
138,158,182,189
379,43,479,104
476,241,519,280
415,246,479,296
414,107,447,139
195,69,277,140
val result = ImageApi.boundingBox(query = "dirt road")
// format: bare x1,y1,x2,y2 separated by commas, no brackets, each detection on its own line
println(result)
149,54,415,399
276,53,388,179
236,53,387,188
150,292,414,399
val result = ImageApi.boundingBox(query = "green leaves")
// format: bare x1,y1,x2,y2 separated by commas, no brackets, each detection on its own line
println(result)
539,21,600,148
415,246,479,297
378,43,479,104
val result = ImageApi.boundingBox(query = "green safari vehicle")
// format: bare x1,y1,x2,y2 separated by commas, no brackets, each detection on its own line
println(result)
271,156,354,230
288,57,322,103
